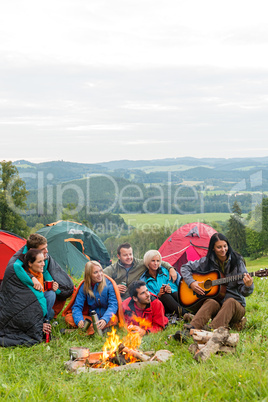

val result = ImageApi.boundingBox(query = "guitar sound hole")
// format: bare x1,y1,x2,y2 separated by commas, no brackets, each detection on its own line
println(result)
204,280,212,290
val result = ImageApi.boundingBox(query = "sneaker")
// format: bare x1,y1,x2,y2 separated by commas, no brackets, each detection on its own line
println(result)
183,323,194,331
232,317,247,331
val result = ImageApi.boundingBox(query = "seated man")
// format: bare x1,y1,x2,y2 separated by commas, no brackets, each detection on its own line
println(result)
122,280,168,336
0,233,74,347
104,242,177,300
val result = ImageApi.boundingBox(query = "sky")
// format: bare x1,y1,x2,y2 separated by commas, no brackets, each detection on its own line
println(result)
1,0,268,164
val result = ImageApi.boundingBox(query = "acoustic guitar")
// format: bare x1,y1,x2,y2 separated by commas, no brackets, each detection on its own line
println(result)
179,268,268,311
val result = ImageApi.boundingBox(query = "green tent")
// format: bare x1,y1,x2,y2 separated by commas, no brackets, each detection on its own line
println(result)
37,220,111,277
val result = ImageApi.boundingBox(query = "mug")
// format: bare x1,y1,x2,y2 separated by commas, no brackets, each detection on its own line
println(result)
44,281,54,291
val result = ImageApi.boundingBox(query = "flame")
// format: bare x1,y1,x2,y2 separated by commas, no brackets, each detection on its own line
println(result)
96,319,151,367
124,331,141,350
109,314,118,326
102,326,121,361
130,315,152,331
92,313,153,368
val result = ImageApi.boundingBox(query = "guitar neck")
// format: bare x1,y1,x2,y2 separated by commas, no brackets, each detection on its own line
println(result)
212,271,254,286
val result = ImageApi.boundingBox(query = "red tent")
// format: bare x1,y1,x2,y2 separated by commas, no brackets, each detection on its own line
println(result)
0,230,26,281
159,222,217,273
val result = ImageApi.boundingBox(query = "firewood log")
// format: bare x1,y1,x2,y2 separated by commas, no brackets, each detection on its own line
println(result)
224,333,239,347
198,344,235,353
190,328,239,346
194,327,230,361
217,345,236,354
188,343,200,355
190,329,214,343
118,343,151,362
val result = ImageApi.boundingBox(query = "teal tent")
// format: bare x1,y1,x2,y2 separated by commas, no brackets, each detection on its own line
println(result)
37,221,111,277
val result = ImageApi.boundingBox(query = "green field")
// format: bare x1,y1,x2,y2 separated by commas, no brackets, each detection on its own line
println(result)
120,213,236,229
246,256,268,270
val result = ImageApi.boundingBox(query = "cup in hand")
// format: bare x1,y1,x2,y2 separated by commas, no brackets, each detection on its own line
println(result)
44,281,54,291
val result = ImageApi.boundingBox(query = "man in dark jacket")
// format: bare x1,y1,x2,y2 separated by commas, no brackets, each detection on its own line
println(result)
122,280,168,336
0,233,74,347
104,242,177,300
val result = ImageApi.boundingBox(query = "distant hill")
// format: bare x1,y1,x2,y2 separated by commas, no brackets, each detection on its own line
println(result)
15,160,108,190
15,156,268,192
98,156,268,171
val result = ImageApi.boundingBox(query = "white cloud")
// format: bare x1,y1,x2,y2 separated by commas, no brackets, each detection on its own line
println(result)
65,124,133,131
124,139,171,145
122,102,180,111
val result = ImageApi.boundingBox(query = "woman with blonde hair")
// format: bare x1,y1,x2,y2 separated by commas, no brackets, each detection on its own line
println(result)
140,250,187,317
63,261,124,334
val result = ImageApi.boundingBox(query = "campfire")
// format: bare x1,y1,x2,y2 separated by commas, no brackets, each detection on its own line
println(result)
90,323,152,369
65,316,173,373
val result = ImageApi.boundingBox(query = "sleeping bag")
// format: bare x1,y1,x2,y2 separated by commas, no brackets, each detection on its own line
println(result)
0,246,74,347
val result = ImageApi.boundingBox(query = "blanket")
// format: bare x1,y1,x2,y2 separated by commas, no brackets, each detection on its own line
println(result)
0,247,74,347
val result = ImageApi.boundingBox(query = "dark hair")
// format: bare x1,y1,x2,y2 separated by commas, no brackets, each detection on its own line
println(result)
23,248,44,270
129,280,146,298
117,242,132,256
27,233,47,249
205,232,241,272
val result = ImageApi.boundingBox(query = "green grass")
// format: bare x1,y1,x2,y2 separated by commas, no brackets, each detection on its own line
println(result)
1,257,268,401
120,213,235,229
246,256,268,270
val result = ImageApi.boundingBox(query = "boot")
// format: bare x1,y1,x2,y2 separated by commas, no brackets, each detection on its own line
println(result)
231,317,247,331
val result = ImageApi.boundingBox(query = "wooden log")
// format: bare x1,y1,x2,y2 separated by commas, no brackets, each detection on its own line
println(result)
143,350,155,357
217,345,236,354
119,344,151,362
189,342,235,359
224,333,239,347
190,329,213,344
194,327,230,362
109,353,127,366
190,328,239,346
188,343,200,355
198,344,235,353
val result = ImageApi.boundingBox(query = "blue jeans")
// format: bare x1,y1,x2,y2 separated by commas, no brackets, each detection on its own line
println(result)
44,290,56,321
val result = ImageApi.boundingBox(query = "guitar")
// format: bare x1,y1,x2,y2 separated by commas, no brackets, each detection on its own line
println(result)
179,268,268,311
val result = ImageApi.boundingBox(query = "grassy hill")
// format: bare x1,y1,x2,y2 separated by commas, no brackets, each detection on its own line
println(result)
0,255,267,400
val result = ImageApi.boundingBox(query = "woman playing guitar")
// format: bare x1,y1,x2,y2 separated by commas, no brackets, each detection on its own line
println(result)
180,232,254,331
